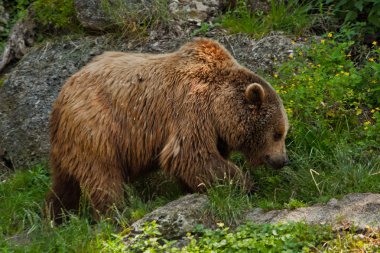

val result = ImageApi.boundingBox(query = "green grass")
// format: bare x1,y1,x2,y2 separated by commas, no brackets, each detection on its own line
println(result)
100,0,170,38
220,0,314,38
206,179,251,226
0,166,178,251
0,165,378,252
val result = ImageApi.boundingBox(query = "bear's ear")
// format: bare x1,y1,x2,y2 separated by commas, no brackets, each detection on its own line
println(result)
245,83,265,107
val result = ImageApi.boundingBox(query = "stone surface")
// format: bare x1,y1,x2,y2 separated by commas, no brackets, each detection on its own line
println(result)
245,193,380,230
169,0,221,26
0,9,36,73
218,32,301,74
128,193,380,240
74,0,221,31
74,0,112,31
0,36,110,170
130,194,208,239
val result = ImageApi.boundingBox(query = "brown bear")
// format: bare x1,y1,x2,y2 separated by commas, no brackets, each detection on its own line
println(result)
47,38,289,221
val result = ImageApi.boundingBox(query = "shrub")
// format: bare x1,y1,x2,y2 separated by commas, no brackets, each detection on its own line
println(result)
324,0,380,35
220,0,314,38
32,0,77,30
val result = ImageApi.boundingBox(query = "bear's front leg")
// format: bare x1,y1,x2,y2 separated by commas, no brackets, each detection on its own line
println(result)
191,154,253,192
160,147,252,193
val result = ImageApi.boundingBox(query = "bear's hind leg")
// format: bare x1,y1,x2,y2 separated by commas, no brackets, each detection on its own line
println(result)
46,172,81,224
79,163,125,219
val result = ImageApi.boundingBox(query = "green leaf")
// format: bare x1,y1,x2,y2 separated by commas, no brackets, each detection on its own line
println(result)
354,1,364,11
368,13,380,27
344,10,358,22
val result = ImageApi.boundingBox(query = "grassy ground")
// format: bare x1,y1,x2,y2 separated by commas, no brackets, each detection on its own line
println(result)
1,166,379,252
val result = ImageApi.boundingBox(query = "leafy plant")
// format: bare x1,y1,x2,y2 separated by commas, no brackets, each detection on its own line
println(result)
32,0,78,30
326,0,380,29
220,0,314,38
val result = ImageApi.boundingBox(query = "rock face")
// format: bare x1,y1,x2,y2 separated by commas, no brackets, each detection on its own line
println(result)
74,0,221,31
74,0,112,31
0,37,109,169
0,9,37,73
169,0,221,25
218,33,301,73
128,193,380,240
246,193,380,230
131,194,208,239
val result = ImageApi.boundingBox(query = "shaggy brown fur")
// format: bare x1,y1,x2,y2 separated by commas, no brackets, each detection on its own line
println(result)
47,38,289,221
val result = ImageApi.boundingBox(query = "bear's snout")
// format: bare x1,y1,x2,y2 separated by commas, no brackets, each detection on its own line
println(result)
264,154,290,169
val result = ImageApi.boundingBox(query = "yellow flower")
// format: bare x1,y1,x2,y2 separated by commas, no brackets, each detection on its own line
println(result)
317,64,321,68
328,33,333,38
288,53,294,59
373,41,377,46
368,58,375,62
344,72,349,76
274,73,279,78
364,121,371,126
291,40,296,45
356,109,362,115
321,39,325,44
216,222,224,227
371,109,376,113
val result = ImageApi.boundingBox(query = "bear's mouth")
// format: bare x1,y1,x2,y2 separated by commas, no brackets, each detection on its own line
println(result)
264,155,288,170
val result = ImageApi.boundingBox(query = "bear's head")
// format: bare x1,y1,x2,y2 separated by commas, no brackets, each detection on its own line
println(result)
214,78,289,170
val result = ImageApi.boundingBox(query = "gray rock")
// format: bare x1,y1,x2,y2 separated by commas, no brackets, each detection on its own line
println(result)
169,0,221,26
127,193,380,241
246,193,380,230
74,0,112,31
130,194,208,239
74,0,221,31
0,9,37,73
219,32,301,74
0,36,110,169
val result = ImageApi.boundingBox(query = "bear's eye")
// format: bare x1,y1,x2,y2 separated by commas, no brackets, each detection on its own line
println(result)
274,133,282,141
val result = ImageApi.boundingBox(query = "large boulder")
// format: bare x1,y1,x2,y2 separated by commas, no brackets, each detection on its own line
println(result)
0,37,110,170
127,193,380,240
245,193,380,230
130,194,208,239
74,0,222,31
74,0,112,31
